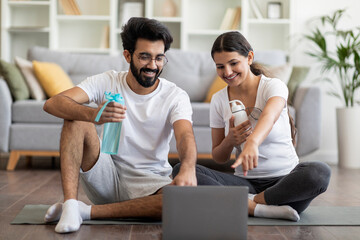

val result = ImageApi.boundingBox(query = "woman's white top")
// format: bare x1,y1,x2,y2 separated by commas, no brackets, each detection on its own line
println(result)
210,75,299,178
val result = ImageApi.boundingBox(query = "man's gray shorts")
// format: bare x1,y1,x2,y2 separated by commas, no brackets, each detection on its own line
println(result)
79,151,172,205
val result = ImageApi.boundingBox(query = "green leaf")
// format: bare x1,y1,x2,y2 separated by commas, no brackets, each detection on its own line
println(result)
327,91,342,100
305,28,327,53
336,44,350,62
354,50,360,70
303,8,360,106
311,77,333,84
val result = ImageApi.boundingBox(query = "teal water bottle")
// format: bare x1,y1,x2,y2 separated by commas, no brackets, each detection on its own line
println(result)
95,92,125,154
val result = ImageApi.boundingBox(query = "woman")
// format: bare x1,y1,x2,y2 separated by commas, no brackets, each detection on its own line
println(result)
173,31,331,221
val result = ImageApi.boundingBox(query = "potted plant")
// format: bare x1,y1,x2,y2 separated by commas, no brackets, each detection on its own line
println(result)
305,9,360,168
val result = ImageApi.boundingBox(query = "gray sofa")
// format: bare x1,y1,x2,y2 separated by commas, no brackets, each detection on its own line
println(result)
0,46,321,170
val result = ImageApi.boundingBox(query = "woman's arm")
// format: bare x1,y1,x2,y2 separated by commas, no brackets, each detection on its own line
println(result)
231,96,286,174
211,116,252,164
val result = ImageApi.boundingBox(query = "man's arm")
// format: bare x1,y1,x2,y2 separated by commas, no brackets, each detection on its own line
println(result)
43,87,95,121
171,119,197,186
43,87,126,124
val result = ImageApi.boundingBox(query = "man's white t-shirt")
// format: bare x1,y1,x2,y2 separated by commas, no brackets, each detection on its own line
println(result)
78,71,192,177
210,75,299,178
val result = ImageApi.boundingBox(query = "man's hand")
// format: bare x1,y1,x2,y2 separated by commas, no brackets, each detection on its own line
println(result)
227,116,252,147
170,165,197,186
231,140,259,176
92,101,126,125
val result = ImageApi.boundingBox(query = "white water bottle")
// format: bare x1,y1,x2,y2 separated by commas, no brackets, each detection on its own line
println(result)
230,100,248,151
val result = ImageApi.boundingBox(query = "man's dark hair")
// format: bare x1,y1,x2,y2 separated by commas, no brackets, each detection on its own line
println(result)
121,17,173,53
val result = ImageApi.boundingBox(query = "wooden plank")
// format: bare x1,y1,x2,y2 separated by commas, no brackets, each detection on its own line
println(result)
6,151,59,171
131,225,162,240
324,226,360,240
248,226,285,240
1,165,360,239
0,171,57,213
13,151,60,157
277,226,337,240
0,212,36,240
7,151,21,171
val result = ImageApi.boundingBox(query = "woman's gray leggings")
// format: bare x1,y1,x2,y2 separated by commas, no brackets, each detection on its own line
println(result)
172,161,331,213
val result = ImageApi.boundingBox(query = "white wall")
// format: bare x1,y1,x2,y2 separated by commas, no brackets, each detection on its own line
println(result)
291,0,360,164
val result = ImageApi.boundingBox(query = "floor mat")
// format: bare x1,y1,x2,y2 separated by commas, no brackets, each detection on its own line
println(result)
11,205,360,226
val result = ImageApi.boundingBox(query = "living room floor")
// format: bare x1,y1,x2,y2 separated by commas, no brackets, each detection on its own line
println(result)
1,156,360,240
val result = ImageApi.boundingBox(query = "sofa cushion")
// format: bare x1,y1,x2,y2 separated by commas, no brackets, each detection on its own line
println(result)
0,79,12,152
170,126,212,154
33,61,74,97
10,124,62,151
12,100,99,124
0,59,30,101
192,103,210,127
204,76,227,103
161,49,217,102
10,123,102,151
287,66,310,104
266,63,293,85
12,100,62,124
28,46,129,85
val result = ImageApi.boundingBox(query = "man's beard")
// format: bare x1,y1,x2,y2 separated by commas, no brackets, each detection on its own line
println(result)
130,59,162,88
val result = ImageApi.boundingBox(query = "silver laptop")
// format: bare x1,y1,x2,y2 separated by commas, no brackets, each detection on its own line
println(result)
162,186,248,240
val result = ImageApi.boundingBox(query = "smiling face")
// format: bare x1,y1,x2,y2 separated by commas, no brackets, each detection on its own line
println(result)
213,51,254,87
129,57,162,88
124,38,166,89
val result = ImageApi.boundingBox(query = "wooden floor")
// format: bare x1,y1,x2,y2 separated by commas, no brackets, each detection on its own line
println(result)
1,156,360,240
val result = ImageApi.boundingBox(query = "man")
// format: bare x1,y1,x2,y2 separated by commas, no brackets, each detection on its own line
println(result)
43,17,197,233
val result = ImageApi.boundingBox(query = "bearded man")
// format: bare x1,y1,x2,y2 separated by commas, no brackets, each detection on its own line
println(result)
43,17,197,233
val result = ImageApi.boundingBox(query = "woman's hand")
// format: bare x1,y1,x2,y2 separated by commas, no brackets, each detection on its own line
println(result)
229,97,287,176
231,140,259,176
227,116,252,147
92,101,126,124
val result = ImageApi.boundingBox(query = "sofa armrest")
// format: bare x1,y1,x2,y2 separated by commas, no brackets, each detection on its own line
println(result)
292,86,321,157
0,78,12,152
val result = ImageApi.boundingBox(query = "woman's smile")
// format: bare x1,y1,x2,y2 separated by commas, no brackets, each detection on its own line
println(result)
224,73,239,81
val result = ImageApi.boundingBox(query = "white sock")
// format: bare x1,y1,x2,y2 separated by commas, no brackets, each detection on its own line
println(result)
248,194,256,201
254,204,300,222
53,199,91,233
44,201,91,223
44,202,63,222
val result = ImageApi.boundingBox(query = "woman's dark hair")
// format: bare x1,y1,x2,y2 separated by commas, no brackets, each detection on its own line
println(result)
121,17,173,53
211,31,266,76
211,31,297,146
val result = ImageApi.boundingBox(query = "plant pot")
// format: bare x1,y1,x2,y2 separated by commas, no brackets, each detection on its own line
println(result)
336,107,360,169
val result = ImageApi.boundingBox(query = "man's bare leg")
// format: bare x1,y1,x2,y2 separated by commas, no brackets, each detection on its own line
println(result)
55,120,100,233
60,120,100,200
45,191,163,227
91,194,163,220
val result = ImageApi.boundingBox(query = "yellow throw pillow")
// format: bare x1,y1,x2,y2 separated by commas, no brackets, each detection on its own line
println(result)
204,76,227,103
33,61,74,97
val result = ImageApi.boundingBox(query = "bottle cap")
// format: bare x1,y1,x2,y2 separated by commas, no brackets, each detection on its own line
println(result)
230,100,245,113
